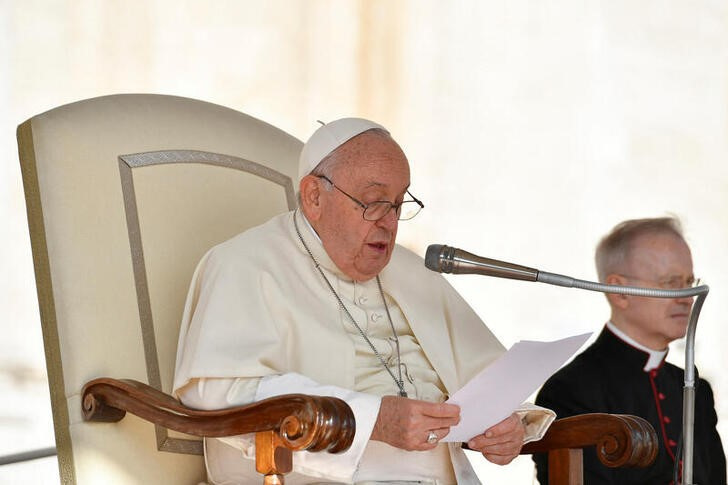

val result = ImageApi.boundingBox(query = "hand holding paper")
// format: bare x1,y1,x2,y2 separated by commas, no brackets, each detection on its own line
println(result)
442,332,591,442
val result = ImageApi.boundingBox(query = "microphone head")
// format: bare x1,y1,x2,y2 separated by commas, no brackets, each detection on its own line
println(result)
425,244,446,272
425,243,539,280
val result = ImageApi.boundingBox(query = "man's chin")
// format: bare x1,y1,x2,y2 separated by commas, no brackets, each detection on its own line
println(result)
669,322,689,340
355,255,392,280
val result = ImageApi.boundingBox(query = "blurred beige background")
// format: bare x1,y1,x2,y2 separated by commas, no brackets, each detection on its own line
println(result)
2,0,727,482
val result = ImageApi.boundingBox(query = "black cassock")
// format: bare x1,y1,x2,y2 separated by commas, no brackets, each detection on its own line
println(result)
533,326,726,485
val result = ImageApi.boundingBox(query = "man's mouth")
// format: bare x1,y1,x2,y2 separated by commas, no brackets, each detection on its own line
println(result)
367,242,388,252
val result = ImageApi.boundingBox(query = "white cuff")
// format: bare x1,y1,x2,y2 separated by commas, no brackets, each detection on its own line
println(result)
182,372,381,482
515,402,556,444
256,373,381,482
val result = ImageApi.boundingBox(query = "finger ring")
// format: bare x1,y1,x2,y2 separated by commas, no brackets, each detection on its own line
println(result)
426,431,438,444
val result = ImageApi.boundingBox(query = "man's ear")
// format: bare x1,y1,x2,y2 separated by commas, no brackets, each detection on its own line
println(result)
605,274,630,309
299,175,323,221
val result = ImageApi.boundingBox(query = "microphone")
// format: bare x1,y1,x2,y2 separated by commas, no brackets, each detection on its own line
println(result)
424,242,709,485
425,244,538,281
425,244,699,291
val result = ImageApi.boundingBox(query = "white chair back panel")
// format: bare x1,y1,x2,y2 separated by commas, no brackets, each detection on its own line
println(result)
70,417,205,485
129,158,293,394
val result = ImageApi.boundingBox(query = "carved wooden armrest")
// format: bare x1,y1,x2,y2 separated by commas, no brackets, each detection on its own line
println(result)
520,413,657,485
82,378,356,484
521,413,657,467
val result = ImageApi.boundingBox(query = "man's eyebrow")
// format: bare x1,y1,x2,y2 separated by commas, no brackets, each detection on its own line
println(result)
657,274,695,281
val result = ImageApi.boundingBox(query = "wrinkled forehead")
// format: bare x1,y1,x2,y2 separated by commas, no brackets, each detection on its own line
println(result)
334,131,408,164
331,132,410,183
626,232,693,275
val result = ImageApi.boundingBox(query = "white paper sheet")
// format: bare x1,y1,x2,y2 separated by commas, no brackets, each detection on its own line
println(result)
442,332,591,442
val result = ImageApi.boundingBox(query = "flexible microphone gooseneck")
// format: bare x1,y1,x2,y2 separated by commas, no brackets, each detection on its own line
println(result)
425,243,709,485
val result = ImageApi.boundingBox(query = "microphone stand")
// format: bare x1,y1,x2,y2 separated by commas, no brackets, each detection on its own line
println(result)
427,245,709,484
535,271,708,485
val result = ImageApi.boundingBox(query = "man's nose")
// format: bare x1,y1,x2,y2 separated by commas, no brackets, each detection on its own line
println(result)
376,207,399,229
675,294,695,305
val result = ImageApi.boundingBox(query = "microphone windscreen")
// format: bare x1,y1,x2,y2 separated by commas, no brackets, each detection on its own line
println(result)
425,244,445,272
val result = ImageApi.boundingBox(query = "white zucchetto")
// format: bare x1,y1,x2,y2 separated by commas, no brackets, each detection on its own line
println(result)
298,118,388,182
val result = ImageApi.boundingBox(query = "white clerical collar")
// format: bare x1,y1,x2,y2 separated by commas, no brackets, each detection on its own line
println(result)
606,321,668,371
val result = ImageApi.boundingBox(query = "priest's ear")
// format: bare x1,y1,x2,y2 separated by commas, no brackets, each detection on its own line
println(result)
299,174,324,221
605,274,630,309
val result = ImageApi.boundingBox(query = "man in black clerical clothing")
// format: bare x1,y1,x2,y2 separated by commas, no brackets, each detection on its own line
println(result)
534,217,725,484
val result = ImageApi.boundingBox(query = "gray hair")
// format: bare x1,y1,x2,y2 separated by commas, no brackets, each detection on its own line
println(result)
595,217,685,282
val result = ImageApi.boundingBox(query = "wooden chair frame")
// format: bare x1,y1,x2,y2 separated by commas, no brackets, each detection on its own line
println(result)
521,413,658,485
82,378,355,485
83,377,657,485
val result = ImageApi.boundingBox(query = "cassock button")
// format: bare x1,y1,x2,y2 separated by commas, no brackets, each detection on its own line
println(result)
650,370,658,378
658,392,666,400
663,416,671,424
668,439,677,447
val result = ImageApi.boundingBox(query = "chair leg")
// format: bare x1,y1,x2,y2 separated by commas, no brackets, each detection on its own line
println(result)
548,448,583,485
256,430,293,485
263,475,284,485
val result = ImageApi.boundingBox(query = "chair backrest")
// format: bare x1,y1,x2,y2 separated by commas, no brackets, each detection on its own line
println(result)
17,94,302,484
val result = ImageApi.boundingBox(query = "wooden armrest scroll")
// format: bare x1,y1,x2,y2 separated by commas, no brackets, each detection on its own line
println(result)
520,413,657,469
82,377,355,454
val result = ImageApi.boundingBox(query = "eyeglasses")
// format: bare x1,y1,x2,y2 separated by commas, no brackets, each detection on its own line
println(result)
317,175,424,221
621,274,701,290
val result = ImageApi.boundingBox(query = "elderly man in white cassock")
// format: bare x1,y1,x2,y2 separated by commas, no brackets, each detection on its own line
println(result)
173,118,555,484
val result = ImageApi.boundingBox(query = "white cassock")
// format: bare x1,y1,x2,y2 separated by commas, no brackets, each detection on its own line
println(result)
173,210,554,484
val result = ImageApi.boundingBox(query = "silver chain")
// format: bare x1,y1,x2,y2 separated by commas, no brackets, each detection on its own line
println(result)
293,211,407,397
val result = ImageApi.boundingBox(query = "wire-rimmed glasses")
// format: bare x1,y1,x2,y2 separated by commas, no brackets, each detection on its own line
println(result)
621,274,702,290
317,175,424,221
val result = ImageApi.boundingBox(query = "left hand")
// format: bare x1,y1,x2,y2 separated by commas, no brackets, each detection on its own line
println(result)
467,413,525,465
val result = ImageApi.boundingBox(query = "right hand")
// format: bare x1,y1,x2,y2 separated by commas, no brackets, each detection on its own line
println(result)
370,395,460,451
